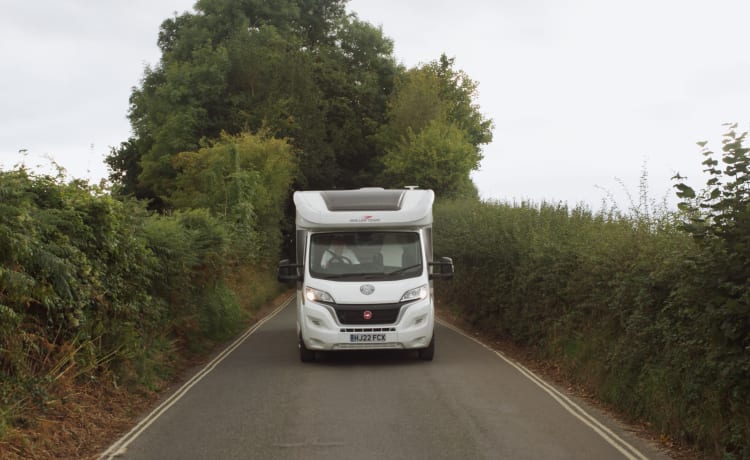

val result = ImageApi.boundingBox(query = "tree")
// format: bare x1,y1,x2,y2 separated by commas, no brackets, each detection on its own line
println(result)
136,42,232,200
381,119,480,198
425,54,493,148
107,0,400,204
378,67,445,146
106,138,147,201
169,131,297,259
377,55,492,197
312,16,399,188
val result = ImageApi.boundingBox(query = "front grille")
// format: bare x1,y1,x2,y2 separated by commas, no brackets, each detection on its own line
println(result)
340,327,397,333
333,302,404,325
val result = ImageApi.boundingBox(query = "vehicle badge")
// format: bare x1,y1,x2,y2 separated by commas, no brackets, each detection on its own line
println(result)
363,310,373,320
360,284,375,295
349,215,381,223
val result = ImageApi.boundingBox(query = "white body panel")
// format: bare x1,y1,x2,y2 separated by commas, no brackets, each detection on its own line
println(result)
294,188,434,229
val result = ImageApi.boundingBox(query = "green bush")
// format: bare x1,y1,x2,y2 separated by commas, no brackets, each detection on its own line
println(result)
0,163,288,438
0,169,163,425
435,149,750,460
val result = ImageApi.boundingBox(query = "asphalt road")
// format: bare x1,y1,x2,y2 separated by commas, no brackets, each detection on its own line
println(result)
102,297,668,460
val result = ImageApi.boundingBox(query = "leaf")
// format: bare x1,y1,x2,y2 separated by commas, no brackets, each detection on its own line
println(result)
702,158,718,167
671,172,686,181
677,202,693,212
674,183,696,199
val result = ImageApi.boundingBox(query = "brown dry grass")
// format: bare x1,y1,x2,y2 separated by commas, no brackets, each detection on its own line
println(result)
0,375,159,459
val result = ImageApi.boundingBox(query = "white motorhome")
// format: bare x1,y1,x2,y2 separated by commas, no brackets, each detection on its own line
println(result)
277,187,453,362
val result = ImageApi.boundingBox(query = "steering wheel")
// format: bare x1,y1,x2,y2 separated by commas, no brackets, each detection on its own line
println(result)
325,249,352,264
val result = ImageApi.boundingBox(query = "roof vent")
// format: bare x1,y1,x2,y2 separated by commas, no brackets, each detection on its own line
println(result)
321,189,406,211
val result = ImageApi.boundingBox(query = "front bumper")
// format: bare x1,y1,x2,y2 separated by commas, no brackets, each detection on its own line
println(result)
298,297,434,351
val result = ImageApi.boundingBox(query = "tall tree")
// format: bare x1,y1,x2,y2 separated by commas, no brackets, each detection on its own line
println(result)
108,0,399,205
381,120,480,198
425,54,493,148
170,130,296,258
377,55,493,197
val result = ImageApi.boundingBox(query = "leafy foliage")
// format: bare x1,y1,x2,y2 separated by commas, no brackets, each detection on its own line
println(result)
435,128,750,458
423,54,494,148
108,1,493,204
676,125,750,252
109,0,403,202
169,131,296,261
0,169,162,428
671,125,750,458
0,167,285,442
381,120,479,198
377,55,492,197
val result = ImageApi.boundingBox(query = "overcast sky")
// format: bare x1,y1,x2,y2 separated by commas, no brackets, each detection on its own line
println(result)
2,1,749,210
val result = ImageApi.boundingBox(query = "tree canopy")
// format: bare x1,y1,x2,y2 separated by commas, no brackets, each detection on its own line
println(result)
107,0,493,205
376,55,493,197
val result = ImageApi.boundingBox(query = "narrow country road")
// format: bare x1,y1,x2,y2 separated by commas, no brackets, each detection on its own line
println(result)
102,297,668,460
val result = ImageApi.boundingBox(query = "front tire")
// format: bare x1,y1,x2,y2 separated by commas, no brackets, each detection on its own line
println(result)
299,335,315,362
418,335,435,361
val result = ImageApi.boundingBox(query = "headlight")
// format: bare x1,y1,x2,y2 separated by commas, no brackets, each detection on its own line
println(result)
305,286,335,303
400,284,428,302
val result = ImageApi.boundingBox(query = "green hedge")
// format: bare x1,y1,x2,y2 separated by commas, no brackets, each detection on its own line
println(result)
434,195,749,458
0,164,287,438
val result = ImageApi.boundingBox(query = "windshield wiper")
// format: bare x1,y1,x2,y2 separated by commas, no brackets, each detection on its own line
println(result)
387,264,422,276
322,272,376,279
320,265,422,279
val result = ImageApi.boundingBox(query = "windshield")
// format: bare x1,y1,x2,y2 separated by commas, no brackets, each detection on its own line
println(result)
309,231,423,281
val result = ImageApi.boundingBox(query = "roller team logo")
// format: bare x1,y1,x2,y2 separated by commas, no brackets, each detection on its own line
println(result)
349,215,381,223
363,310,373,321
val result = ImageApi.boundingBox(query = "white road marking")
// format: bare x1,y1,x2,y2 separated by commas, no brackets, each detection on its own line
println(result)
438,320,650,460
99,295,293,459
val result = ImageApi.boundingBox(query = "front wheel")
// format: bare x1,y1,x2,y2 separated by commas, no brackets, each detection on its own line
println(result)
418,335,435,361
299,335,315,362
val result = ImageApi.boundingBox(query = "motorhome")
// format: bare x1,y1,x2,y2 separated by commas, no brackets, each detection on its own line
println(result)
278,187,453,362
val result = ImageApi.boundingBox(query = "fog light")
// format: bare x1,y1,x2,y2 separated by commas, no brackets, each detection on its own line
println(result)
308,316,322,326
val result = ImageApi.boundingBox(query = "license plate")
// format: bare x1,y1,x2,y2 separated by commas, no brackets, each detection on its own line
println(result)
350,333,387,343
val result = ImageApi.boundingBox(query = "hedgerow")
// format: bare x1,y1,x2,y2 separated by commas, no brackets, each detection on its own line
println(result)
434,126,750,459
0,131,294,443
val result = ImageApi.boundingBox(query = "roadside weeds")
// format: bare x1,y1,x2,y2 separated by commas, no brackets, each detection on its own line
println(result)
0,292,290,460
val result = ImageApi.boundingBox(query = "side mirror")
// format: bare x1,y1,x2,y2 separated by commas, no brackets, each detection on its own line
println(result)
429,256,454,280
277,258,303,282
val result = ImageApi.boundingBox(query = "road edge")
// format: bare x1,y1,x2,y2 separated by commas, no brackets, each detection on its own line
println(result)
98,294,293,459
437,318,655,460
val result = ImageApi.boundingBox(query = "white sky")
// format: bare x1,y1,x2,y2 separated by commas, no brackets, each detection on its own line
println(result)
2,1,749,210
